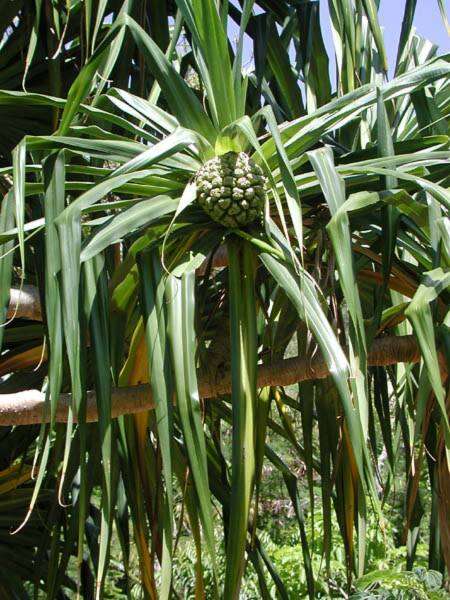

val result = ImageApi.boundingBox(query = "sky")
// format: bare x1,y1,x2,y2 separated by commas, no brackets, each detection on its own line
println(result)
234,0,450,86
319,0,450,76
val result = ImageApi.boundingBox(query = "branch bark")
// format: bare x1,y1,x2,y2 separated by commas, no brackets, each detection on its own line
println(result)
0,335,422,426
6,249,229,321
7,286,42,321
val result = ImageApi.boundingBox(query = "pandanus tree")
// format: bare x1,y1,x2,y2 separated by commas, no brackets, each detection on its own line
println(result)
0,1,449,598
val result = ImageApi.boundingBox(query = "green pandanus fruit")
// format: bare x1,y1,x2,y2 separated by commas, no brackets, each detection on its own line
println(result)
195,152,267,228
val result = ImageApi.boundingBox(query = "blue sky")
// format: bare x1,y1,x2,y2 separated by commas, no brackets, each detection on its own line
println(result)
319,0,450,74
234,0,449,85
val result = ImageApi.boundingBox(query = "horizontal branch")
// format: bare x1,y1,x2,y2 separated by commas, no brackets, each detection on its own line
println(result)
6,248,229,321
0,335,422,426
7,285,42,321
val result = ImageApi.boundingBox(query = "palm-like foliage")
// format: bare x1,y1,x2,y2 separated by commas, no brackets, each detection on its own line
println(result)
0,1,449,598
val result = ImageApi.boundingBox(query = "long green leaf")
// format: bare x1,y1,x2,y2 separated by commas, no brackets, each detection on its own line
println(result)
260,250,377,499
81,196,179,262
137,249,174,600
83,255,113,599
0,191,15,350
175,0,237,128
405,268,450,441
166,271,218,592
224,239,258,600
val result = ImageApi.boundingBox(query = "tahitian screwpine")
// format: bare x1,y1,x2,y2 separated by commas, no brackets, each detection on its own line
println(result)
195,151,267,228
